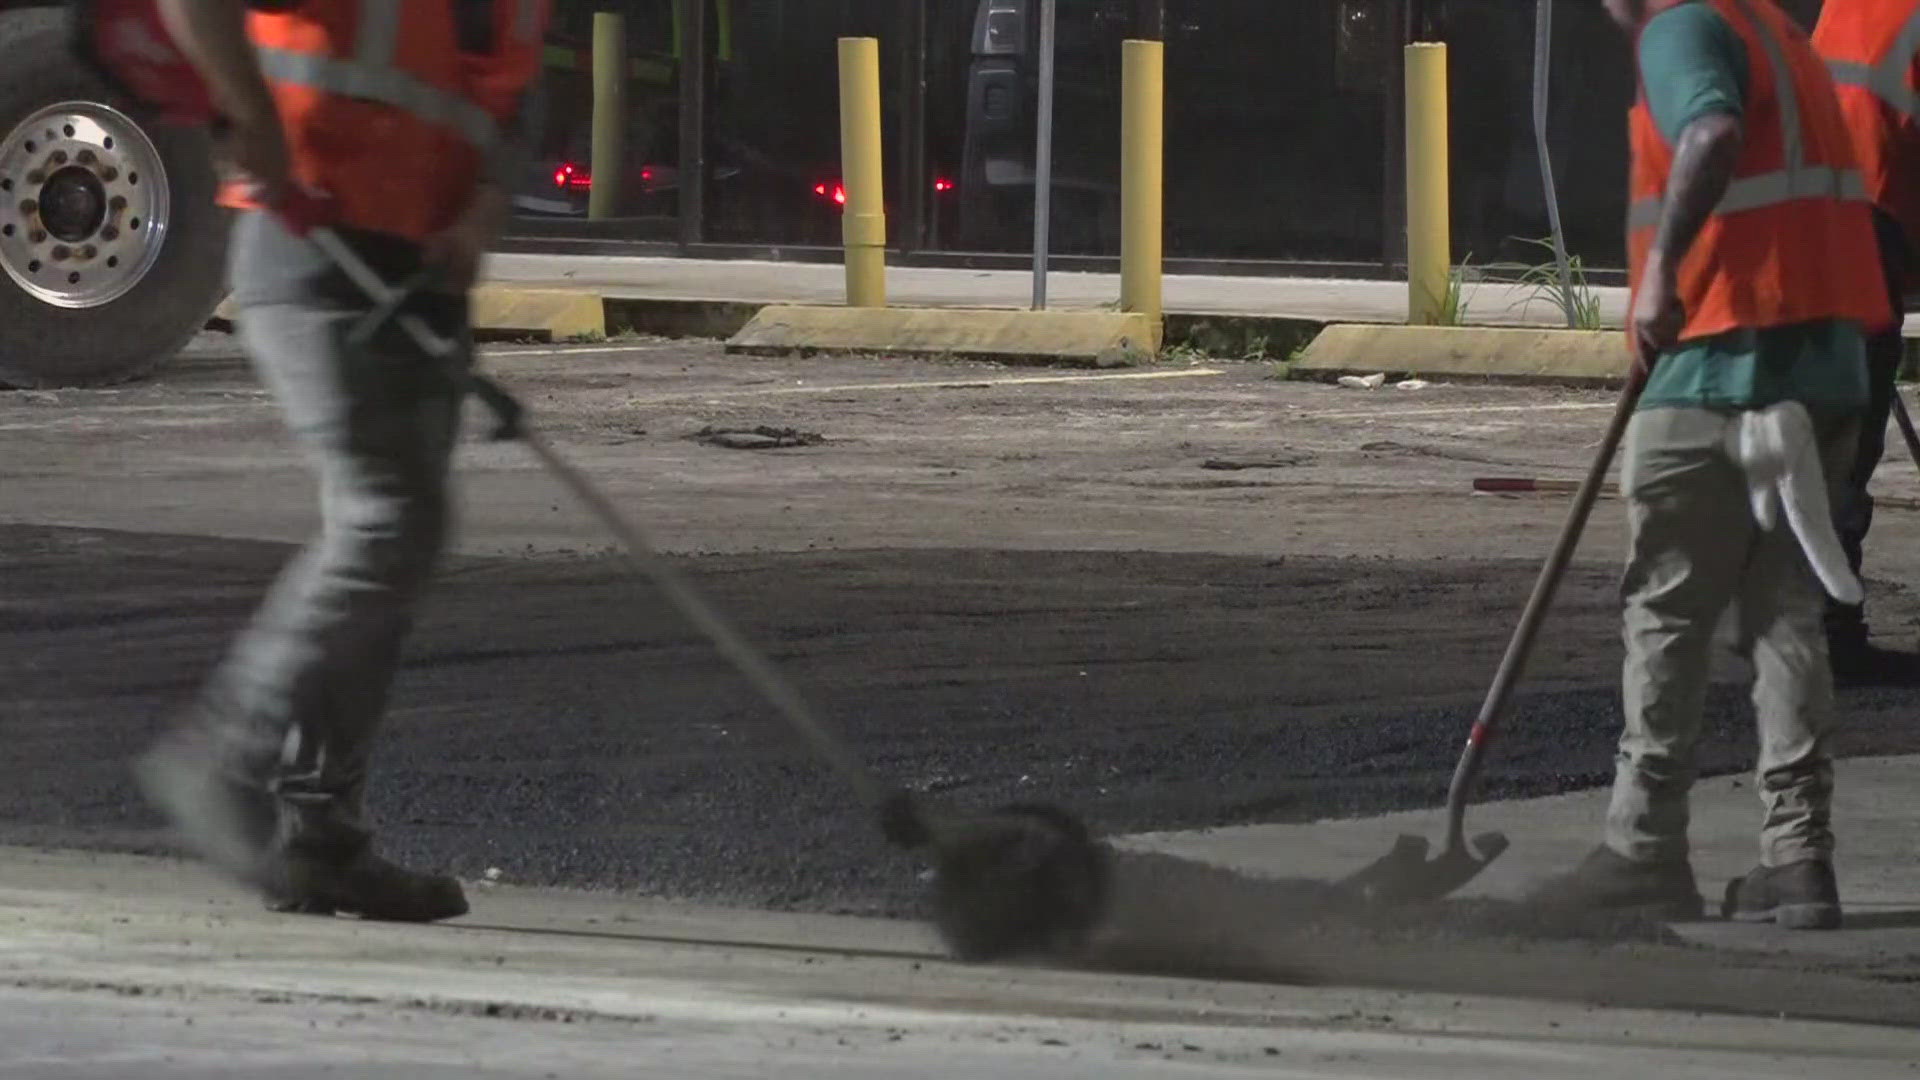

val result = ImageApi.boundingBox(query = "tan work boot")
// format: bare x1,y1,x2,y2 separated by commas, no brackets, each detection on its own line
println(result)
1722,860,1843,930
1526,845,1704,920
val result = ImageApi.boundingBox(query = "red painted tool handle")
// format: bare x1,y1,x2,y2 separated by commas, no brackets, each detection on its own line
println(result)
1474,478,1535,493
1443,380,1641,850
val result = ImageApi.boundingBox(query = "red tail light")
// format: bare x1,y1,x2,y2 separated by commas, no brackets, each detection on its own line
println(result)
554,163,592,189
814,178,951,207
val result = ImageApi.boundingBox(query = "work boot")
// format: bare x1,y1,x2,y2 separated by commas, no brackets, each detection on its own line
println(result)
268,846,470,924
1721,860,1842,930
1526,845,1704,920
133,728,280,892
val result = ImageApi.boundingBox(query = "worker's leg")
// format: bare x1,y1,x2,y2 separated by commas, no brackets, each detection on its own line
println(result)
1607,407,1750,865
1827,210,1909,675
138,211,469,922
1532,408,1745,915
1725,420,1857,929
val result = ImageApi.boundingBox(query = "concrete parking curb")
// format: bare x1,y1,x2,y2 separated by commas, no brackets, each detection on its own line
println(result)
209,284,1914,382
1294,323,1630,386
469,285,606,341
725,304,1162,367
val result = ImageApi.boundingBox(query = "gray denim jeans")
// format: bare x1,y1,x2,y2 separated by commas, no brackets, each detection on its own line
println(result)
198,209,471,859
1606,405,1857,870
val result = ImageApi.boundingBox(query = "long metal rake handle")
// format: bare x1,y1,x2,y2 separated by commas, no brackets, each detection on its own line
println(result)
306,228,897,817
1443,380,1641,851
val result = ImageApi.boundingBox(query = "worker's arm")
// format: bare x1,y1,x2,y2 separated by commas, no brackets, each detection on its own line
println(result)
1630,2,1750,373
1634,113,1745,368
154,0,274,125
154,0,290,201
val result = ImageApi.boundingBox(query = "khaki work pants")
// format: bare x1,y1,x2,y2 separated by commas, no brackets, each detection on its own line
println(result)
1606,406,1857,869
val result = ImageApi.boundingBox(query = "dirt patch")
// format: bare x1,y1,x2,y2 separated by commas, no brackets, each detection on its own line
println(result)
1199,454,1312,471
693,426,827,450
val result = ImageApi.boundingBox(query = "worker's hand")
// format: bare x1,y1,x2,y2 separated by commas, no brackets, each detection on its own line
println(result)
1629,259,1684,387
219,104,293,208
423,184,510,293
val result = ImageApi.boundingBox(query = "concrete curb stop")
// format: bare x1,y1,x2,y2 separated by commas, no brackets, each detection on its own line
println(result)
724,304,1162,368
467,286,606,342
1294,323,1631,387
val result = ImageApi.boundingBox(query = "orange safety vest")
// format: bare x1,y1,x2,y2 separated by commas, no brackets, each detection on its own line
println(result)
1628,0,1892,341
1812,0,1920,255
217,0,551,243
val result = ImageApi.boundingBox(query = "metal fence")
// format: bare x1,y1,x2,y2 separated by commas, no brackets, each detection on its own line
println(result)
504,0,1829,275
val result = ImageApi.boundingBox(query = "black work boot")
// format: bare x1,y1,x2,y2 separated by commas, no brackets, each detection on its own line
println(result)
1722,860,1842,930
1527,845,1704,920
269,844,470,923
1830,638,1917,686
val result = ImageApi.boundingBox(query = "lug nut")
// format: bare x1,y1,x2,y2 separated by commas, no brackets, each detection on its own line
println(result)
50,150,68,165
99,167,118,182
28,229,46,244
50,245,69,262
81,244,97,260
25,170,44,185
109,195,127,211
18,199,35,216
100,225,119,242
77,150,96,165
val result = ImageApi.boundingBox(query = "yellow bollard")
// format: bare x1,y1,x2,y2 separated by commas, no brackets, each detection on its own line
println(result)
838,37,887,308
1120,39,1164,324
1405,42,1452,325
589,12,627,221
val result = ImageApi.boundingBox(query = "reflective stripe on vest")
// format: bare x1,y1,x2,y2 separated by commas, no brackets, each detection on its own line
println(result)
253,0,499,150
1825,3,1920,121
1628,0,1870,232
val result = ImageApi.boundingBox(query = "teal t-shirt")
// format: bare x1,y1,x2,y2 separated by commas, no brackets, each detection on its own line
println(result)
1634,0,1868,415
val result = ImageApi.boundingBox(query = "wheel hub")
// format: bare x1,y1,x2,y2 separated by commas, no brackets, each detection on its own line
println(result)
39,165,107,243
0,102,171,309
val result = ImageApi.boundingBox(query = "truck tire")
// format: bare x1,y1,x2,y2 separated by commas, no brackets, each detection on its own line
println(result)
0,8,231,388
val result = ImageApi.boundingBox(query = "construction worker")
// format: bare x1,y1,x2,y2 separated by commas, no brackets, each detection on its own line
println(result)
133,0,550,922
1533,0,1891,929
1812,0,1919,683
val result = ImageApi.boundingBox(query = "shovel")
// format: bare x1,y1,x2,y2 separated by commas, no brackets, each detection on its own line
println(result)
1339,379,1643,907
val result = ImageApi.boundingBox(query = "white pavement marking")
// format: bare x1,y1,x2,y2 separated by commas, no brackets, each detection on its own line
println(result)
1305,401,1617,422
484,343,687,358
615,368,1226,405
